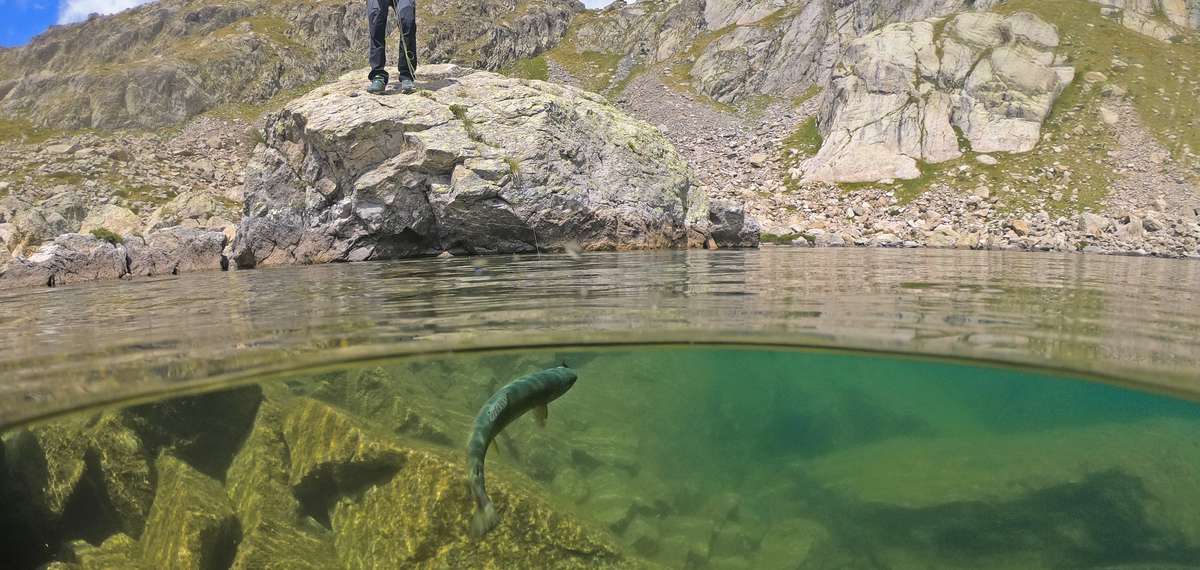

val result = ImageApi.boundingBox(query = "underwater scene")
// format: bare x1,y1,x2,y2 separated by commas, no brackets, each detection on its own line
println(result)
3,346,1200,569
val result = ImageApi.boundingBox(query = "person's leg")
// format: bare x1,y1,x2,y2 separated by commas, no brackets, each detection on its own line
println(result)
395,0,417,82
367,0,390,84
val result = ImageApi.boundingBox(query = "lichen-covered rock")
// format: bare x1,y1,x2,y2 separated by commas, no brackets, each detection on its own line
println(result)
0,233,128,288
688,0,1007,103
707,200,761,248
79,205,141,238
143,191,232,233
139,454,238,570
804,11,1073,183
126,226,228,277
232,64,711,268
226,400,337,570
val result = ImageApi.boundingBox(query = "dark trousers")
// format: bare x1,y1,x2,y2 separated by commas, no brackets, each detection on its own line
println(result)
368,0,417,82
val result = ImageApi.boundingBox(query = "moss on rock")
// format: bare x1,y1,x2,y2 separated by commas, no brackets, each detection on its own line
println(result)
139,454,239,570
89,414,154,537
4,418,91,519
330,444,628,569
226,400,337,570
61,533,146,570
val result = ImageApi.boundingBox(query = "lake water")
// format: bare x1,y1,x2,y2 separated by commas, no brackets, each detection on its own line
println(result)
1,249,1199,568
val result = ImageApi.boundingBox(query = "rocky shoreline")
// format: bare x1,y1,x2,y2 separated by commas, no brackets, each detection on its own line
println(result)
3,1,1200,289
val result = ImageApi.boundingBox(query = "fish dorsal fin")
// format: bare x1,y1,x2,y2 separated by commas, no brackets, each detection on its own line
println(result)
534,404,548,428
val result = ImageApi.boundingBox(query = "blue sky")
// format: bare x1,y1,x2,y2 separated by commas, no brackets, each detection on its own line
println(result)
2,0,617,48
1,0,59,47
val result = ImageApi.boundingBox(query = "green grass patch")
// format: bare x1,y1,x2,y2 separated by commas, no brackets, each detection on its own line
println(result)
779,117,822,193
501,56,550,81
449,104,484,143
609,64,646,98
89,228,124,245
0,118,62,145
546,47,624,93
790,85,821,108
505,156,521,177
998,0,1200,159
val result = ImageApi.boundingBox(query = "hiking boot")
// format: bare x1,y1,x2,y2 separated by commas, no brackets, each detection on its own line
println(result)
398,78,415,94
366,77,387,94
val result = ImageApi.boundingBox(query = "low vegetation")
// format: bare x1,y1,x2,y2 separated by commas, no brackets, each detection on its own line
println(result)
501,56,550,81
89,228,124,245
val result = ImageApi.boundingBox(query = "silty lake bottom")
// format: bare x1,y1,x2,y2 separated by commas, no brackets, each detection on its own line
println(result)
3,346,1200,569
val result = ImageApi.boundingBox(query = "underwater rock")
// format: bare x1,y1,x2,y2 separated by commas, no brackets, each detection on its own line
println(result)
280,398,406,511
709,520,763,559
753,518,831,569
307,366,453,446
88,414,154,537
226,400,337,570
279,398,624,567
3,419,91,520
551,466,592,504
58,533,145,570
122,385,263,480
622,516,661,558
331,445,626,568
139,454,239,570
656,516,717,567
233,64,714,267
803,418,1200,565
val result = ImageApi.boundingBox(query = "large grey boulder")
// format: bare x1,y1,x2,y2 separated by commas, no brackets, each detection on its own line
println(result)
804,11,1073,183
80,205,141,237
233,64,712,268
0,233,128,288
127,227,228,277
707,200,761,248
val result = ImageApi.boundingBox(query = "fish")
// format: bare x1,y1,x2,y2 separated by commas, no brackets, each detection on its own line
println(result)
466,363,578,538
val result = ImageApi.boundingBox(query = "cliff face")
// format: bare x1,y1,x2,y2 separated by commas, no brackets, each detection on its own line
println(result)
549,0,1005,103
0,0,582,130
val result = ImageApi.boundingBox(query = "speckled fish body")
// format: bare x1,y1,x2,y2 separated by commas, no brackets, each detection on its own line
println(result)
466,365,577,537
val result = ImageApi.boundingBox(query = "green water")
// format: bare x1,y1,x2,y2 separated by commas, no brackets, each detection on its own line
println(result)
4,345,1200,569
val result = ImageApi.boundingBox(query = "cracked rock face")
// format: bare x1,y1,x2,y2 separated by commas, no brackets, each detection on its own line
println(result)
803,11,1074,184
0,228,228,288
232,64,710,268
1090,0,1199,41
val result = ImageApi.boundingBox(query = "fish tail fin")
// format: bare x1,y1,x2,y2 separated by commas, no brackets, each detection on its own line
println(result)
469,500,498,538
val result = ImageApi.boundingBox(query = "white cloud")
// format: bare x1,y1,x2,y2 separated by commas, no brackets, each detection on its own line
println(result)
58,0,154,25
582,0,625,8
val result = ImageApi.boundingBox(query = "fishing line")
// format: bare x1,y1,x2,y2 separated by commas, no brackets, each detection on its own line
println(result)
389,0,417,84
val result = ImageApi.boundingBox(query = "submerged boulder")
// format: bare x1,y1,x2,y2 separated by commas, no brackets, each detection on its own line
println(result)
232,64,712,268
226,400,337,570
139,454,239,570
804,12,1073,183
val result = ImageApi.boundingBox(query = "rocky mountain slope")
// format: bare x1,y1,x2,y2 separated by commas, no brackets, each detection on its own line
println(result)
0,0,582,130
2,0,1200,289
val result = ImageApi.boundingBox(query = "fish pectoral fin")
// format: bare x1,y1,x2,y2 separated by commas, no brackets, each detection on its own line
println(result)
534,404,548,428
